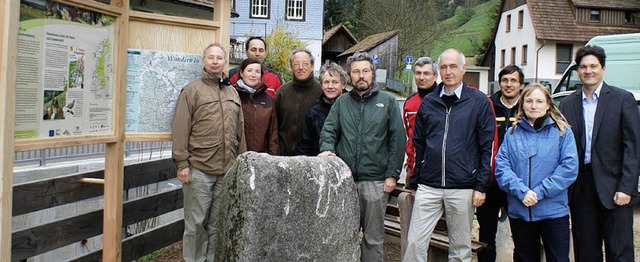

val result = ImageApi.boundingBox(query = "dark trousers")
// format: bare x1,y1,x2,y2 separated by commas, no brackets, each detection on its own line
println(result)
509,215,570,262
570,166,635,262
476,183,507,262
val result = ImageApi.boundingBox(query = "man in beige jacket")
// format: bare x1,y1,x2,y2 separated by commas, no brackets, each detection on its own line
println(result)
172,43,246,262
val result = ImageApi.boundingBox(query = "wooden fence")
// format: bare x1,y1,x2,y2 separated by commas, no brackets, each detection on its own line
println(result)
12,158,180,261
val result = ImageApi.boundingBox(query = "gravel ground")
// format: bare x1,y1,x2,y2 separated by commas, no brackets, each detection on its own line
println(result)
149,235,404,262
149,206,640,261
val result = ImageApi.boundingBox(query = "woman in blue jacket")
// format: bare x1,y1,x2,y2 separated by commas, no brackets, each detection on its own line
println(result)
495,83,578,262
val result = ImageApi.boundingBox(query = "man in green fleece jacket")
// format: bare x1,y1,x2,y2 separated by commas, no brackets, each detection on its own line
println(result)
319,52,405,262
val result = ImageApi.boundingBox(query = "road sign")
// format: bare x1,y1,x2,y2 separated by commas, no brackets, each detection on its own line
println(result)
405,55,413,64
372,54,379,65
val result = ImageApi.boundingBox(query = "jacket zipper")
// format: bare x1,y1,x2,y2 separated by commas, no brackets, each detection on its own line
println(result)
218,88,227,164
442,107,452,187
354,99,366,178
528,156,532,221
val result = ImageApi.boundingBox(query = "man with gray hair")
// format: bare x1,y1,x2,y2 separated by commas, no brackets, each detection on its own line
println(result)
172,43,246,262
404,49,495,261
298,61,348,156
403,57,438,188
274,47,322,156
319,52,405,261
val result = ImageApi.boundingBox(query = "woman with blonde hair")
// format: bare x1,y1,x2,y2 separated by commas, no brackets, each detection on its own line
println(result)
494,83,578,261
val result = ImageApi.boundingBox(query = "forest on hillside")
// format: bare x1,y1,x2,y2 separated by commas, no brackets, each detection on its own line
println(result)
324,0,499,64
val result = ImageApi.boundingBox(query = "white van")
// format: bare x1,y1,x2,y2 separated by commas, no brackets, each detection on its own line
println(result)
552,33,640,95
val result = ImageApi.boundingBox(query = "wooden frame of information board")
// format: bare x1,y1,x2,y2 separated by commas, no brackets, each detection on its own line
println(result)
0,0,230,261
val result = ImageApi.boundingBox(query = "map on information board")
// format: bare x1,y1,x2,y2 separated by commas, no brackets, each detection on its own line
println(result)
125,49,203,133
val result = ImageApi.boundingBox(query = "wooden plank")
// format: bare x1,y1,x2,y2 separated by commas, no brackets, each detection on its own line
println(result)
69,220,184,262
128,21,217,55
122,220,184,261
14,135,118,152
0,0,19,260
54,0,122,17
12,159,175,217
102,0,129,260
385,204,400,217
125,133,171,142
11,183,182,260
398,192,414,261
123,158,176,189
11,210,104,261
122,189,183,226
213,0,231,72
12,170,104,216
129,11,221,30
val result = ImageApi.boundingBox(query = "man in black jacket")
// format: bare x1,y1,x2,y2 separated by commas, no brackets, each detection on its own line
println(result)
404,49,495,262
477,64,524,262
559,45,640,262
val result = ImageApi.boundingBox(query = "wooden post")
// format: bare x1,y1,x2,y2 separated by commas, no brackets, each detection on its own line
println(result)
398,192,414,261
0,0,18,260
214,0,231,64
102,0,129,261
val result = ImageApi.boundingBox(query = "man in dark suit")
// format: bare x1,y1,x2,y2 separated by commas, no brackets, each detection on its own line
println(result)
559,45,640,262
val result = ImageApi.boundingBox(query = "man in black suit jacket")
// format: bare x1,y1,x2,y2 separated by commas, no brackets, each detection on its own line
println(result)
559,45,640,262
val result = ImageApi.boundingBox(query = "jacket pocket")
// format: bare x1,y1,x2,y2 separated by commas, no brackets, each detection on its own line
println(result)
190,136,221,150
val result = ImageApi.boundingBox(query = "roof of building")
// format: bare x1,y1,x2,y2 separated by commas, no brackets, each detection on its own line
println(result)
338,30,399,57
323,23,358,45
571,0,640,11
528,0,640,42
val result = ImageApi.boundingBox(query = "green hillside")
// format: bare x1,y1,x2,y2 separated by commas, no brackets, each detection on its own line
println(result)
429,0,499,58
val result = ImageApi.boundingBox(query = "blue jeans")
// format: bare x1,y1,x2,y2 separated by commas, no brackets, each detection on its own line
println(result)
509,215,570,262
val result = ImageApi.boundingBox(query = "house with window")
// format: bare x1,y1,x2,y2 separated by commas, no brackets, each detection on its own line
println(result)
482,0,640,90
229,0,324,73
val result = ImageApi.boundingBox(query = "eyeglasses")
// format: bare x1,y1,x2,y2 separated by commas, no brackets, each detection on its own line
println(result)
351,69,372,75
500,78,520,84
292,62,311,69
415,72,434,77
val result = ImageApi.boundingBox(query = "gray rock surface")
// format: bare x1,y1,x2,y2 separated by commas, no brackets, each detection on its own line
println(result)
217,152,360,262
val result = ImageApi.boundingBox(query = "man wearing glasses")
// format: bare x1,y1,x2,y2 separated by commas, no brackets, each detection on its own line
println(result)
477,64,524,262
403,57,438,189
274,48,322,156
320,51,405,261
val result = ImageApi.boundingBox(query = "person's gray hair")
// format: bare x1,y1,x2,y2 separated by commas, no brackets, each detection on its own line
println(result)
346,52,375,78
437,48,466,66
319,61,349,85
289,47,315,66
414,57,438,77
202,43,227,58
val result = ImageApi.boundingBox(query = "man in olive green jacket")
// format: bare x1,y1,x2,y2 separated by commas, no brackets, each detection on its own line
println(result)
319,52,405,262
172,44,246,262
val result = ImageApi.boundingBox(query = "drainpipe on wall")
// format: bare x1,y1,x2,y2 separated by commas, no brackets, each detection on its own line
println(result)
535,41,545,83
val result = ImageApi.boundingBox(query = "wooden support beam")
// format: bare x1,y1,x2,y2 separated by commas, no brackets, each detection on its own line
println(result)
102,0,129,261
0,0,18,260
214,0,231,69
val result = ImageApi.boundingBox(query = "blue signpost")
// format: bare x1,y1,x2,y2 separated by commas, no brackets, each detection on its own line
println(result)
372,54,379,65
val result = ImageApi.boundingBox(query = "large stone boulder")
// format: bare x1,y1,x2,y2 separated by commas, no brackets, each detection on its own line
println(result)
216,152,360,262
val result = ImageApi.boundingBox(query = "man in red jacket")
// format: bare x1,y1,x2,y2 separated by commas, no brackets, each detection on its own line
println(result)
229,36,283,97
403,57,438,189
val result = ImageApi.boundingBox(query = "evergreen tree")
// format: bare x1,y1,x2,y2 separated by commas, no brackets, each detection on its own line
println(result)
324,0,346,31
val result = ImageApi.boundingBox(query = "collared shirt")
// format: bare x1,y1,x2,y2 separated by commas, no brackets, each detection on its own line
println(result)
582,82,603,164
500,96,519,109
439,82,463,98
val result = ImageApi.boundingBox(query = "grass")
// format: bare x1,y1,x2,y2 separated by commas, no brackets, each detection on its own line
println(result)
137,248,166,262
429,0,500,57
